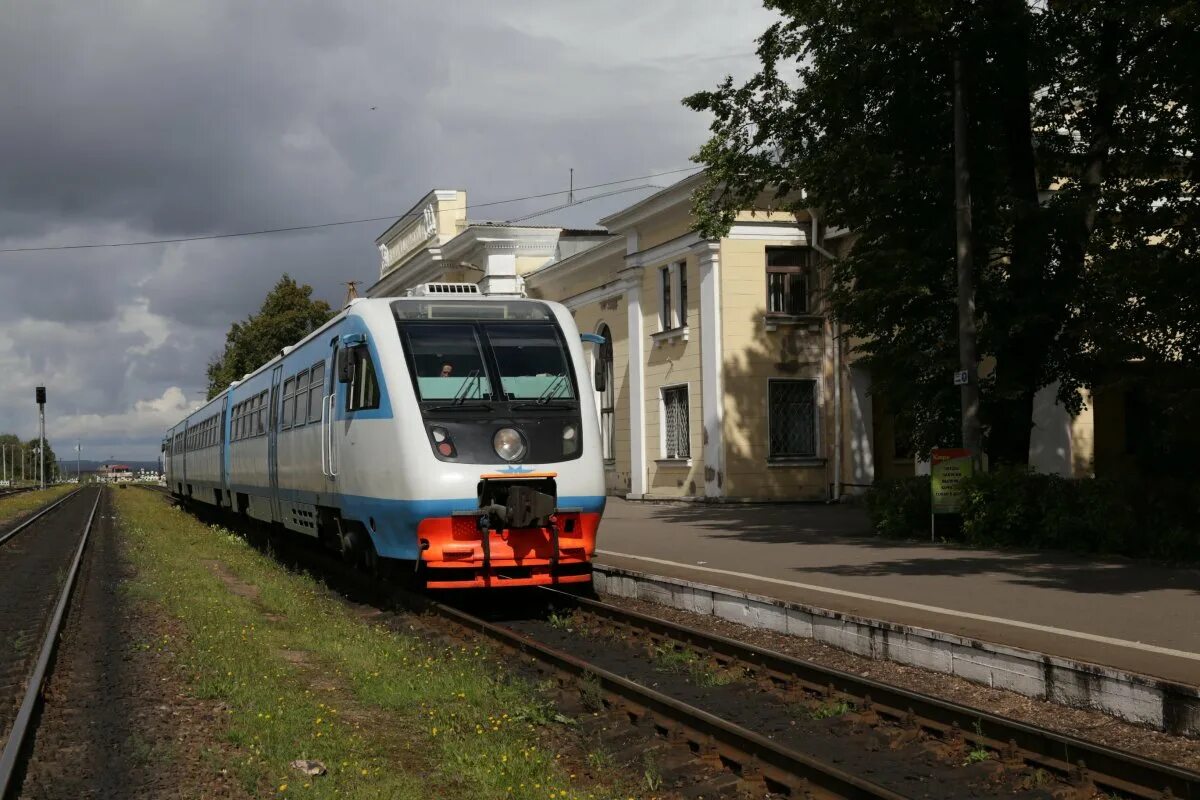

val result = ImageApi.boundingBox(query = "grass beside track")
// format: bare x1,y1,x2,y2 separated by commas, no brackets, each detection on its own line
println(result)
0,484,76,526
114,489,629,800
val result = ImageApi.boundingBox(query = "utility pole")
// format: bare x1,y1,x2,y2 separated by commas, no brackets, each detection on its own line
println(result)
953,51,984,469
568,168,574,205
76,440,81,484
36,386,46,489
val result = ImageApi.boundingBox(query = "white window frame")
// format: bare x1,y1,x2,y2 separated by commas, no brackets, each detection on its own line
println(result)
658,382,691,463
650,260,690,346
766,377,823,462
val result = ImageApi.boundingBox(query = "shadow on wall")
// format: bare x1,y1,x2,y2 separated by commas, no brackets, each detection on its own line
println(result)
720,304,831,502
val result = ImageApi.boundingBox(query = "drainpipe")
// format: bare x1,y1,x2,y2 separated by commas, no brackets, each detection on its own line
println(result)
810,212,841,502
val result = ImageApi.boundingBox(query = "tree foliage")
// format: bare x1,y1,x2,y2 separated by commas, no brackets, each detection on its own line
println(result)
685,0,1198,463
206,275,334,399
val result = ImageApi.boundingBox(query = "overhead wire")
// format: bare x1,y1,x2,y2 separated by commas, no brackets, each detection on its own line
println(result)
504,184,663,223
0,166,701,254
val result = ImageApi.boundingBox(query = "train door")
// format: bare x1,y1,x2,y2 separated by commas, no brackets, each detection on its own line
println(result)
219,395,229,501
321,340,340,483
267,365,283,521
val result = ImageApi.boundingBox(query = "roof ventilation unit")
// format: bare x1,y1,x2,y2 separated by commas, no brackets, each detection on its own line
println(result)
407,282,482,297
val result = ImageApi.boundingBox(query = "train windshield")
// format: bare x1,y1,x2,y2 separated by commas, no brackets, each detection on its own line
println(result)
482,323,575,400
398,318,576,404
403,324,494,400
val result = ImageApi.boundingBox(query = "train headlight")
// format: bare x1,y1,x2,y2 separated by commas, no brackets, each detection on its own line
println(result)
562,423,579,455
493,427,527,462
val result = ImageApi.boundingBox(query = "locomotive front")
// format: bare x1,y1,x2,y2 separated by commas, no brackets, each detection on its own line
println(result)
392,296,606,589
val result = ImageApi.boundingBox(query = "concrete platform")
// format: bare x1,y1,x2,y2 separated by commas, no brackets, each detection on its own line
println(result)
594,498,1200,688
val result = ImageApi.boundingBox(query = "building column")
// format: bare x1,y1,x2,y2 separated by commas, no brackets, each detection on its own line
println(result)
695,241,724,498
625,278,647,499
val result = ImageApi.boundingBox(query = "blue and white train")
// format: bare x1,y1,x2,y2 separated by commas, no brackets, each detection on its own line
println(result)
164,284,606,589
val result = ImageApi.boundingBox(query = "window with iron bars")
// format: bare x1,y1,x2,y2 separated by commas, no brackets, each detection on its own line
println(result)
766,246,814,316
662,385,690,459
769,379,817,459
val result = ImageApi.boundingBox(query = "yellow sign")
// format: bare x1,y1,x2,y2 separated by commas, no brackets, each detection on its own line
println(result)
931,448,973,514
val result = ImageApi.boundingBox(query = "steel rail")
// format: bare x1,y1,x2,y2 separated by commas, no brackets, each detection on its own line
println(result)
429,597,908,799
540,587,1200,800
0,489,82,547
0,488,102,799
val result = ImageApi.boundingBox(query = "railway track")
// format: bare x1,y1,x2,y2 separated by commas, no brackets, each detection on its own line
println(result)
519,587,1200,800
0,487,100,799
149,487,1200,799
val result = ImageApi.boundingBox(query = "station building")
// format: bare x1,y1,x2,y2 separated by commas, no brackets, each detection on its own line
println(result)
367,174,1097,501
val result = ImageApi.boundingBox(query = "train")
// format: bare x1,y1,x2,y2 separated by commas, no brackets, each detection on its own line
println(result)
163,283,606,589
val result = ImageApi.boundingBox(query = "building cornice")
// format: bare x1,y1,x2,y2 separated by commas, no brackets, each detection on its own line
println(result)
726,221,810,244
598,171,706,232
525,237,624,288
562,275,640,310
440,225,561,264
374,188,462,245
625,231,708,269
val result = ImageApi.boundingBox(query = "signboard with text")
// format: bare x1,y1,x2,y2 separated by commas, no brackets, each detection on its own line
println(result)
930,448,973,514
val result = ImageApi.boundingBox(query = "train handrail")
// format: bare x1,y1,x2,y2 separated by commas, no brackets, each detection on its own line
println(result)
319,393,328,477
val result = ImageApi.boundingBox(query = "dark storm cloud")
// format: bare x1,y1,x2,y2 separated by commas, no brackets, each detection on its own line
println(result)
0,0,775,460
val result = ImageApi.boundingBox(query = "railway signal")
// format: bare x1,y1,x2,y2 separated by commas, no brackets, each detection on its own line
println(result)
35,386,46,490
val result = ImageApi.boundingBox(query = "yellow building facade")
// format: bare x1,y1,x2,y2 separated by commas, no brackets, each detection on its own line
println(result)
367,173,1097,501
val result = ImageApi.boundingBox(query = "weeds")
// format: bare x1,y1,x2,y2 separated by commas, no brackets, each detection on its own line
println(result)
586,748,613,772
641,751,663,792
546,610,576,632
579,673,604,713
963,747,992,765
808,699,853,720
648,643,737,688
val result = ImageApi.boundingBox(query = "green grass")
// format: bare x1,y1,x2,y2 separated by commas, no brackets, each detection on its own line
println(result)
0,484,76,526
114,488,633,800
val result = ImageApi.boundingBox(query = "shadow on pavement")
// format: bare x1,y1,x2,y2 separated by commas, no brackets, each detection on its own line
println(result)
611,500,1200,597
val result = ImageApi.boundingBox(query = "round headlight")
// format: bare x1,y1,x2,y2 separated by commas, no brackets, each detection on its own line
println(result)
493,427,527,461
562,424,577,441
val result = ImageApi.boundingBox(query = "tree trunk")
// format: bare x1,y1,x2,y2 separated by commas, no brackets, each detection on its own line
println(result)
984,0,1051,468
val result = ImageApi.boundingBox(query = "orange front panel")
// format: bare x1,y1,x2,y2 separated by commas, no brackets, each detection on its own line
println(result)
417,512,600,589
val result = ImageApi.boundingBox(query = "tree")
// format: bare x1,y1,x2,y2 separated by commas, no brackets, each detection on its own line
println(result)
206,275,334,399
685,0,1197,466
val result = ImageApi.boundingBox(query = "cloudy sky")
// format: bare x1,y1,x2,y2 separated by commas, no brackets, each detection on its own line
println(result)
0,0,775,465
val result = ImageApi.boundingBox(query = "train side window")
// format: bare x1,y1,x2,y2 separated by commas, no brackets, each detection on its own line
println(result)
308,361,325,423
346,348,380,412
282,378,295,428
294,370,310,427
257,391,267,435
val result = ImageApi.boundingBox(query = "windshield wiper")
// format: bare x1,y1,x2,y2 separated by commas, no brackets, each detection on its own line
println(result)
536,373,569,405
452,369,483,406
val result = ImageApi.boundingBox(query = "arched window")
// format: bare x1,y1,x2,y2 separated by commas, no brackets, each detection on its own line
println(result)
596,324,615,462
